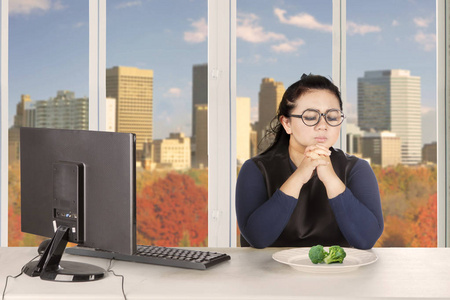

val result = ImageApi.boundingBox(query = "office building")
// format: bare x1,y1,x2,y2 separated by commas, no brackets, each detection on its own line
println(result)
236,97,251,165
249,128,258,158
346,123,364,156
105,97,117,132
106,66,153,156
422,142,437,164
194,104,208,168
151,133,191,170
35,90,89,130
14,94,31,127
8,92,88,163
8,94,32,163
361,131,402,168
192,64,208,137
358,70,422,165
191,64,208,168
257,78,285,151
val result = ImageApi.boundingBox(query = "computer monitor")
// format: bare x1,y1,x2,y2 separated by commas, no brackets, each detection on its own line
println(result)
20,127,136,282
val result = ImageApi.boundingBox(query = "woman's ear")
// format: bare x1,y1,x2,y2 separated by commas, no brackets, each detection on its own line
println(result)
279,115,292,135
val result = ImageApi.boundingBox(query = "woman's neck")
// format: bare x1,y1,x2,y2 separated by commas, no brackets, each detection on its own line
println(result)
288,141,306,167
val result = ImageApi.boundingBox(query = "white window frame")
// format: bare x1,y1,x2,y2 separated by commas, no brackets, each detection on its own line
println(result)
437,0,449,247
1,0,448,248
0,0,8,246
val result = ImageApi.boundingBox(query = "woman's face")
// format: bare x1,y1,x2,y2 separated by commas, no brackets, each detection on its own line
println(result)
280,89,342,152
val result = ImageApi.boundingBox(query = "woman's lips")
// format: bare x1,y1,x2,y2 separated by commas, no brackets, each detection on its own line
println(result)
315,136,327,143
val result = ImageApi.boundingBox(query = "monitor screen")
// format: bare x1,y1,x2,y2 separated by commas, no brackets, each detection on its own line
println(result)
20,127,136,281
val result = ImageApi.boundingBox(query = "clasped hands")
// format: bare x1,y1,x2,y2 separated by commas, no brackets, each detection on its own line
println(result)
298,144,336,184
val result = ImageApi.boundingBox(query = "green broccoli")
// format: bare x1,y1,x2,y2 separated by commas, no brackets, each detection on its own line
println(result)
323,245,346,264
308,245,328,264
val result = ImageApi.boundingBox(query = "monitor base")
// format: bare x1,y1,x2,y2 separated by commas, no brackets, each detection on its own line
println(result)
23,260,105,282
23,225,106,282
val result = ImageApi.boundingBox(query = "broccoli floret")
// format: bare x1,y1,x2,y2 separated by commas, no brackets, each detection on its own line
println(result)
308,245,328,264
323,245,346,264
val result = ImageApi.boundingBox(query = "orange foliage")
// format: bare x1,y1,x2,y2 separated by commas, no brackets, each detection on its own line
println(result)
373,165,437,247
136,172,208,247
410,193,437,247
375,215,414,247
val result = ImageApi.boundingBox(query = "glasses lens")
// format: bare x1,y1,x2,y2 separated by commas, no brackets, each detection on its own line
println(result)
325,110,343,126
302,109,320,126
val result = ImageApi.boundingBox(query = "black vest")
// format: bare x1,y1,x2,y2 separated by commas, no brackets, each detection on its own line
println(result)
241,136,358,247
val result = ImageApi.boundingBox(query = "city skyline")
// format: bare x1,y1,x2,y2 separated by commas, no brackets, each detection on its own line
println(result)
10,66,436,168
8,0,436,145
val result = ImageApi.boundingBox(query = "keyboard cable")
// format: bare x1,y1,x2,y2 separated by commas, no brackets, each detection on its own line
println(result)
107,258,128,300
2,254,40,300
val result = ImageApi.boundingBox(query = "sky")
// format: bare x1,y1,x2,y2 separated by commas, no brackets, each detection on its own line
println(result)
8,0,436,144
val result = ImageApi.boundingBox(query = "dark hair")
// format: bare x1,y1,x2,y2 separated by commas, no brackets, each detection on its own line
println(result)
259,73,342,153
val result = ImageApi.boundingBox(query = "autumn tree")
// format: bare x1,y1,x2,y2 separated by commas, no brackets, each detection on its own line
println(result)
410,193,437,247
137,172,208,247
373,164,437,247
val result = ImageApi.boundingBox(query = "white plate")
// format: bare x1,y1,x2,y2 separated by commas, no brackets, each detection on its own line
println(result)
272,247,377,273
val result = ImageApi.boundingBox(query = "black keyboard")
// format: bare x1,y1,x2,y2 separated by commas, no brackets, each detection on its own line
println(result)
65,245,231,270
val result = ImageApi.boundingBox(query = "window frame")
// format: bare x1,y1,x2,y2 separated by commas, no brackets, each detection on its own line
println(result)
0,0,448,247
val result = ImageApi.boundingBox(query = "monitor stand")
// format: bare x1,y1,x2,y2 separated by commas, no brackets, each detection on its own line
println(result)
23,225,106,282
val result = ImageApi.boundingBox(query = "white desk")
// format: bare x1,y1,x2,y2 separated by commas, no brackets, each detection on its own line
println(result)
1,247,450,299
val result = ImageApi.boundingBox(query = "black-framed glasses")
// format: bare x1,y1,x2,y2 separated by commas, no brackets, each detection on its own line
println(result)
290,108,346,127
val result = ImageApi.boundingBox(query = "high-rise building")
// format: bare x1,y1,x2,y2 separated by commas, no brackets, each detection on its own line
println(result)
358,70,422,165
257,78,285,152
151,133,191,170
194,104,208,168
9,92,88,163
236,97,251,165
361,131,402,168
346,123,364,156
106,66,153,156
422,142,437,164
105,97,116,132
35,90,88,130
8,94,32,163
192,64,208,137
14,94,31,127
191,64,208,168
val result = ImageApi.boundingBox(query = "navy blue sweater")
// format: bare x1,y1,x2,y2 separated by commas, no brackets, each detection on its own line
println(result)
236,157,384,249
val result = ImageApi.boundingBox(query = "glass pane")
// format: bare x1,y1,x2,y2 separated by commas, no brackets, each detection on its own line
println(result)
347,0,437,246
8,1,89,246
106,1,208,247
236,0,333,245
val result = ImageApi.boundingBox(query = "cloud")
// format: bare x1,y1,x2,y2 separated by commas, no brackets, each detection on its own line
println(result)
392,20,399,27
414,17,433,28
164,87,182,98
237,12,286,43
271,39,305,53
237,54,277,64
115,1,142,9
73,22,85,29
274,8,332,32
347,21,381,36
184,18,207,43
414,31,436,51
9,0,64,15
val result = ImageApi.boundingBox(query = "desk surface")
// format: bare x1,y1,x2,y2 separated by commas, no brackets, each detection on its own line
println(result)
1,247,450,299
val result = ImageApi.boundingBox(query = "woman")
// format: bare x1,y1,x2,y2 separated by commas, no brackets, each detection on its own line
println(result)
236,74,384,249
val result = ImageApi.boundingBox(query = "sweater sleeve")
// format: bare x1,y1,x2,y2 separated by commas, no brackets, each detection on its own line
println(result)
235,159,298,248
328,159,384,249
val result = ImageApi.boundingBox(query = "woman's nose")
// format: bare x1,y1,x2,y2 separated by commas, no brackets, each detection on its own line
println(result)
315,115,328,129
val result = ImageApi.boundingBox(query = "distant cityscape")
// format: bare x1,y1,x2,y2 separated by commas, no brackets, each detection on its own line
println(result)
8,65,437,170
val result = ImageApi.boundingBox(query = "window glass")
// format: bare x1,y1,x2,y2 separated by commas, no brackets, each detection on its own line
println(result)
347,0,437,246
106,0,208,247
8,0,89,246
236,0,333,244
